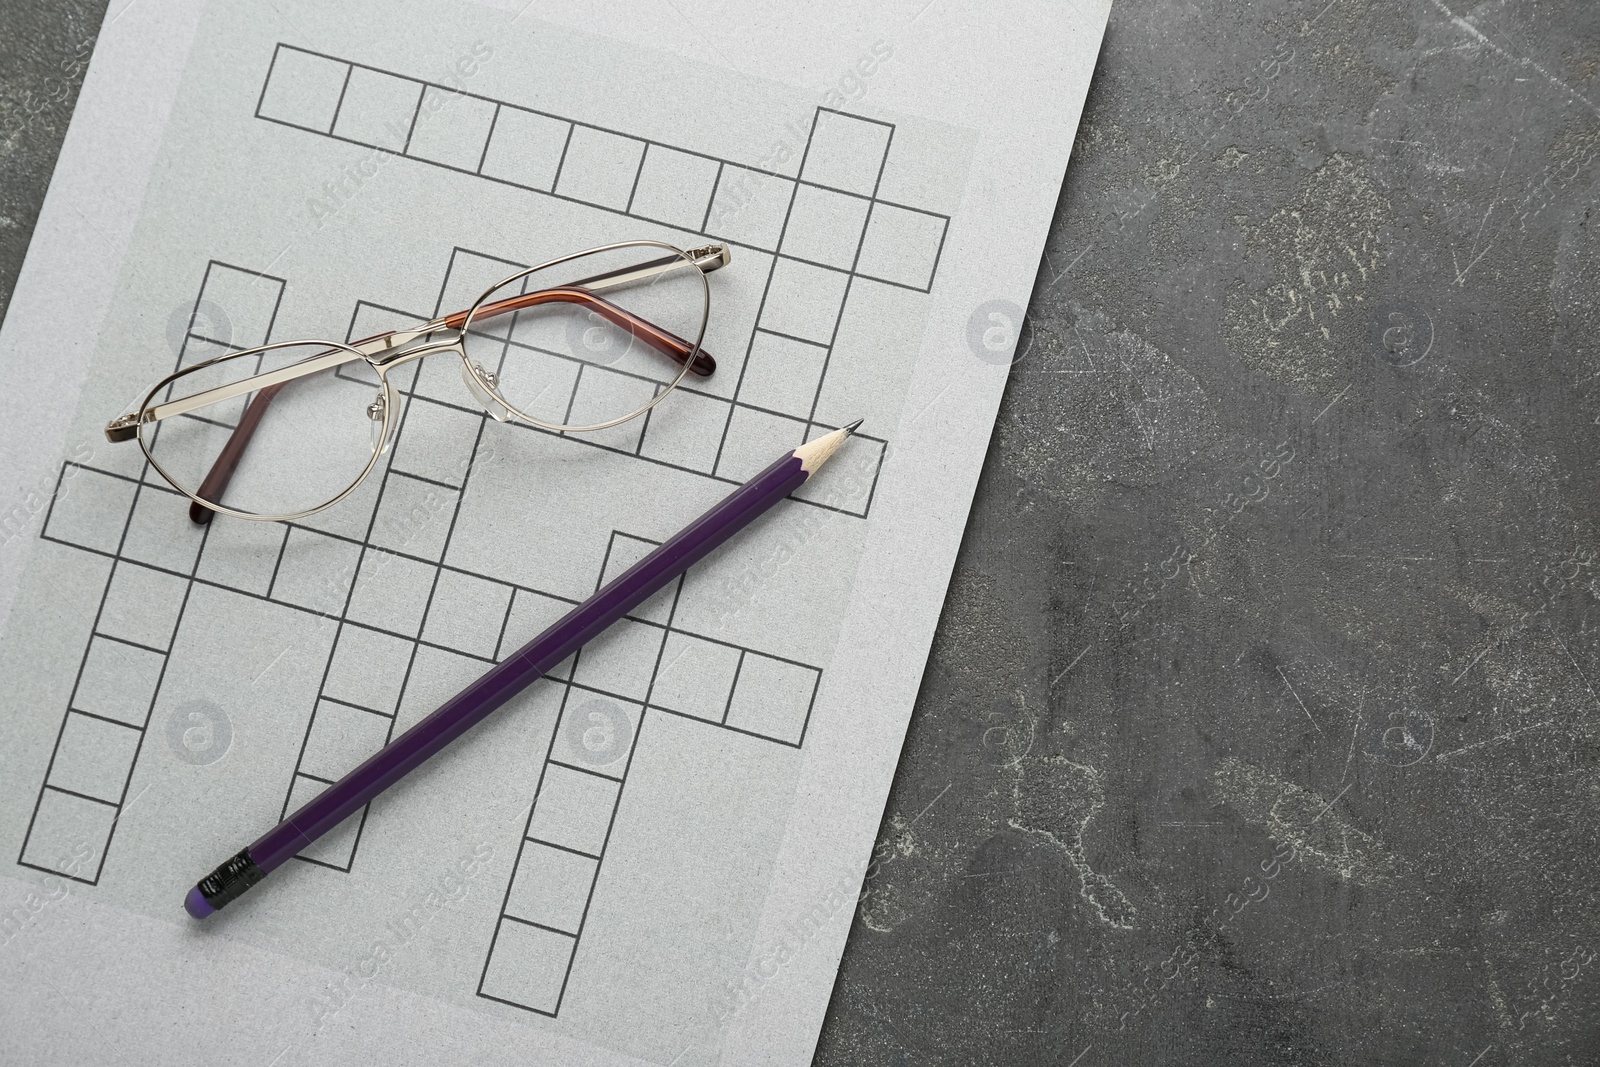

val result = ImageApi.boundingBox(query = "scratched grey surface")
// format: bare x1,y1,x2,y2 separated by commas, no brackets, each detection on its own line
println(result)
6,1,1600,1065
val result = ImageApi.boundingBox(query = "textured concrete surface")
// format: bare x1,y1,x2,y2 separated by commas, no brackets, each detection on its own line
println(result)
816,3,1600,1065
5,2,1600,1065
0,0,101,324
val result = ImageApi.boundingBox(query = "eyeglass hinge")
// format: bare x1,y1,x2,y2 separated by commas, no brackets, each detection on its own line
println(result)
686,244,731,272
104,412,141,443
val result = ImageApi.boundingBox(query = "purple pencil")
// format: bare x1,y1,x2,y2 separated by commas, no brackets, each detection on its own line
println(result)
184,420,862,919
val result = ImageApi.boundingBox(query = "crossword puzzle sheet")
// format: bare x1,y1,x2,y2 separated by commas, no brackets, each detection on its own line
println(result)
0,0,1110,1063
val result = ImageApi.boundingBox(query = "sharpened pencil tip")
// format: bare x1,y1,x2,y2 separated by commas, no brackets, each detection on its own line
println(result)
795,421,857,474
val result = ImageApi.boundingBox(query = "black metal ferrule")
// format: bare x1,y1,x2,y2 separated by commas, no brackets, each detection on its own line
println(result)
196,848,266,911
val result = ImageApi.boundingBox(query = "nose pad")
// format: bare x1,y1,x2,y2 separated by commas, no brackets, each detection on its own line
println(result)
367,390,393,455
462,361,515,422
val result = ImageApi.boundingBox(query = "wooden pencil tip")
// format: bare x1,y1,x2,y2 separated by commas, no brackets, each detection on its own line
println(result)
794,421,860,474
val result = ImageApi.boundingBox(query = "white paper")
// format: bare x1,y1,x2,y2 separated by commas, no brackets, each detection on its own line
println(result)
0,0,1108,1062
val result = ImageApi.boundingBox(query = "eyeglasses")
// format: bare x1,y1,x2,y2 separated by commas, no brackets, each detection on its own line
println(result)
104,240,728,522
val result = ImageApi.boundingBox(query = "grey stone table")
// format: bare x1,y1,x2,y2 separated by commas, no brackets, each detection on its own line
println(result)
5,2,1599,1064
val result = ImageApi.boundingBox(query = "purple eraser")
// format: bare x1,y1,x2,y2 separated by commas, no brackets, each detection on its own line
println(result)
184,885,215,920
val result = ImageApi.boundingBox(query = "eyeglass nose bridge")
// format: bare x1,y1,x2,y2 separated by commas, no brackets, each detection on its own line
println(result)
367,326,464,367
365,328,515,424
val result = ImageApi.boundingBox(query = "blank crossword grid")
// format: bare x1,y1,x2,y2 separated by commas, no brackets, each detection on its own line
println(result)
19,258,825,1017
257,41,941,502
256,44,948,294
14,264,288,890
16,48,956,1019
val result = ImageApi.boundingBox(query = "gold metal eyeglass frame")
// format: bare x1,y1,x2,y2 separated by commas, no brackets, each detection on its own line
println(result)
104,239,729,524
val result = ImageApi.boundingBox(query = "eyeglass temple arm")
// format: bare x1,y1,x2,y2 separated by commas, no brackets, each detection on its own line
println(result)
186,382,286,524
440,287,716,377
177,288,715,525
108,247,728,441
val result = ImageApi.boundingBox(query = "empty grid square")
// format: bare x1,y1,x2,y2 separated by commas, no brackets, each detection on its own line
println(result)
799,110,891,196
527,764,620,856
285,773,361,868
482,343,581,427
299,701,393,782
331,67,422,151
196,264,284,350
181,285,250,346
389,397,482,488
650,633,742,722
554,126,645,210
405,89,497,171
504,841,598,934
98,562,189,652
500,589,577,665
41,468,137,555
855,203,947,291
324,624,415,715
258,47,349,132
196,515,285,595
479,107,570,192
570,617,665,702
404,347,468,406
481,920,575,1011
369,474,457,562
279,463,385,548
739,332,829,416
780,184,871,270
346,549,436,639
638,387,729,475
119,487,204,575
48,712,140,804
760,258,850,344
716,407,808,482
705,167,794,251
20,789,114,880
552,693,641,777
563,368,655,453
439,250,524,314
630,146,720,230
73,636,164,728
724,653,819,745
270,528,361,615
422,570,512,659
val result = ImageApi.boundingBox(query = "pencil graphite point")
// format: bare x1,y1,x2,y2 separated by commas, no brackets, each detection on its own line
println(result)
795,419,862,474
